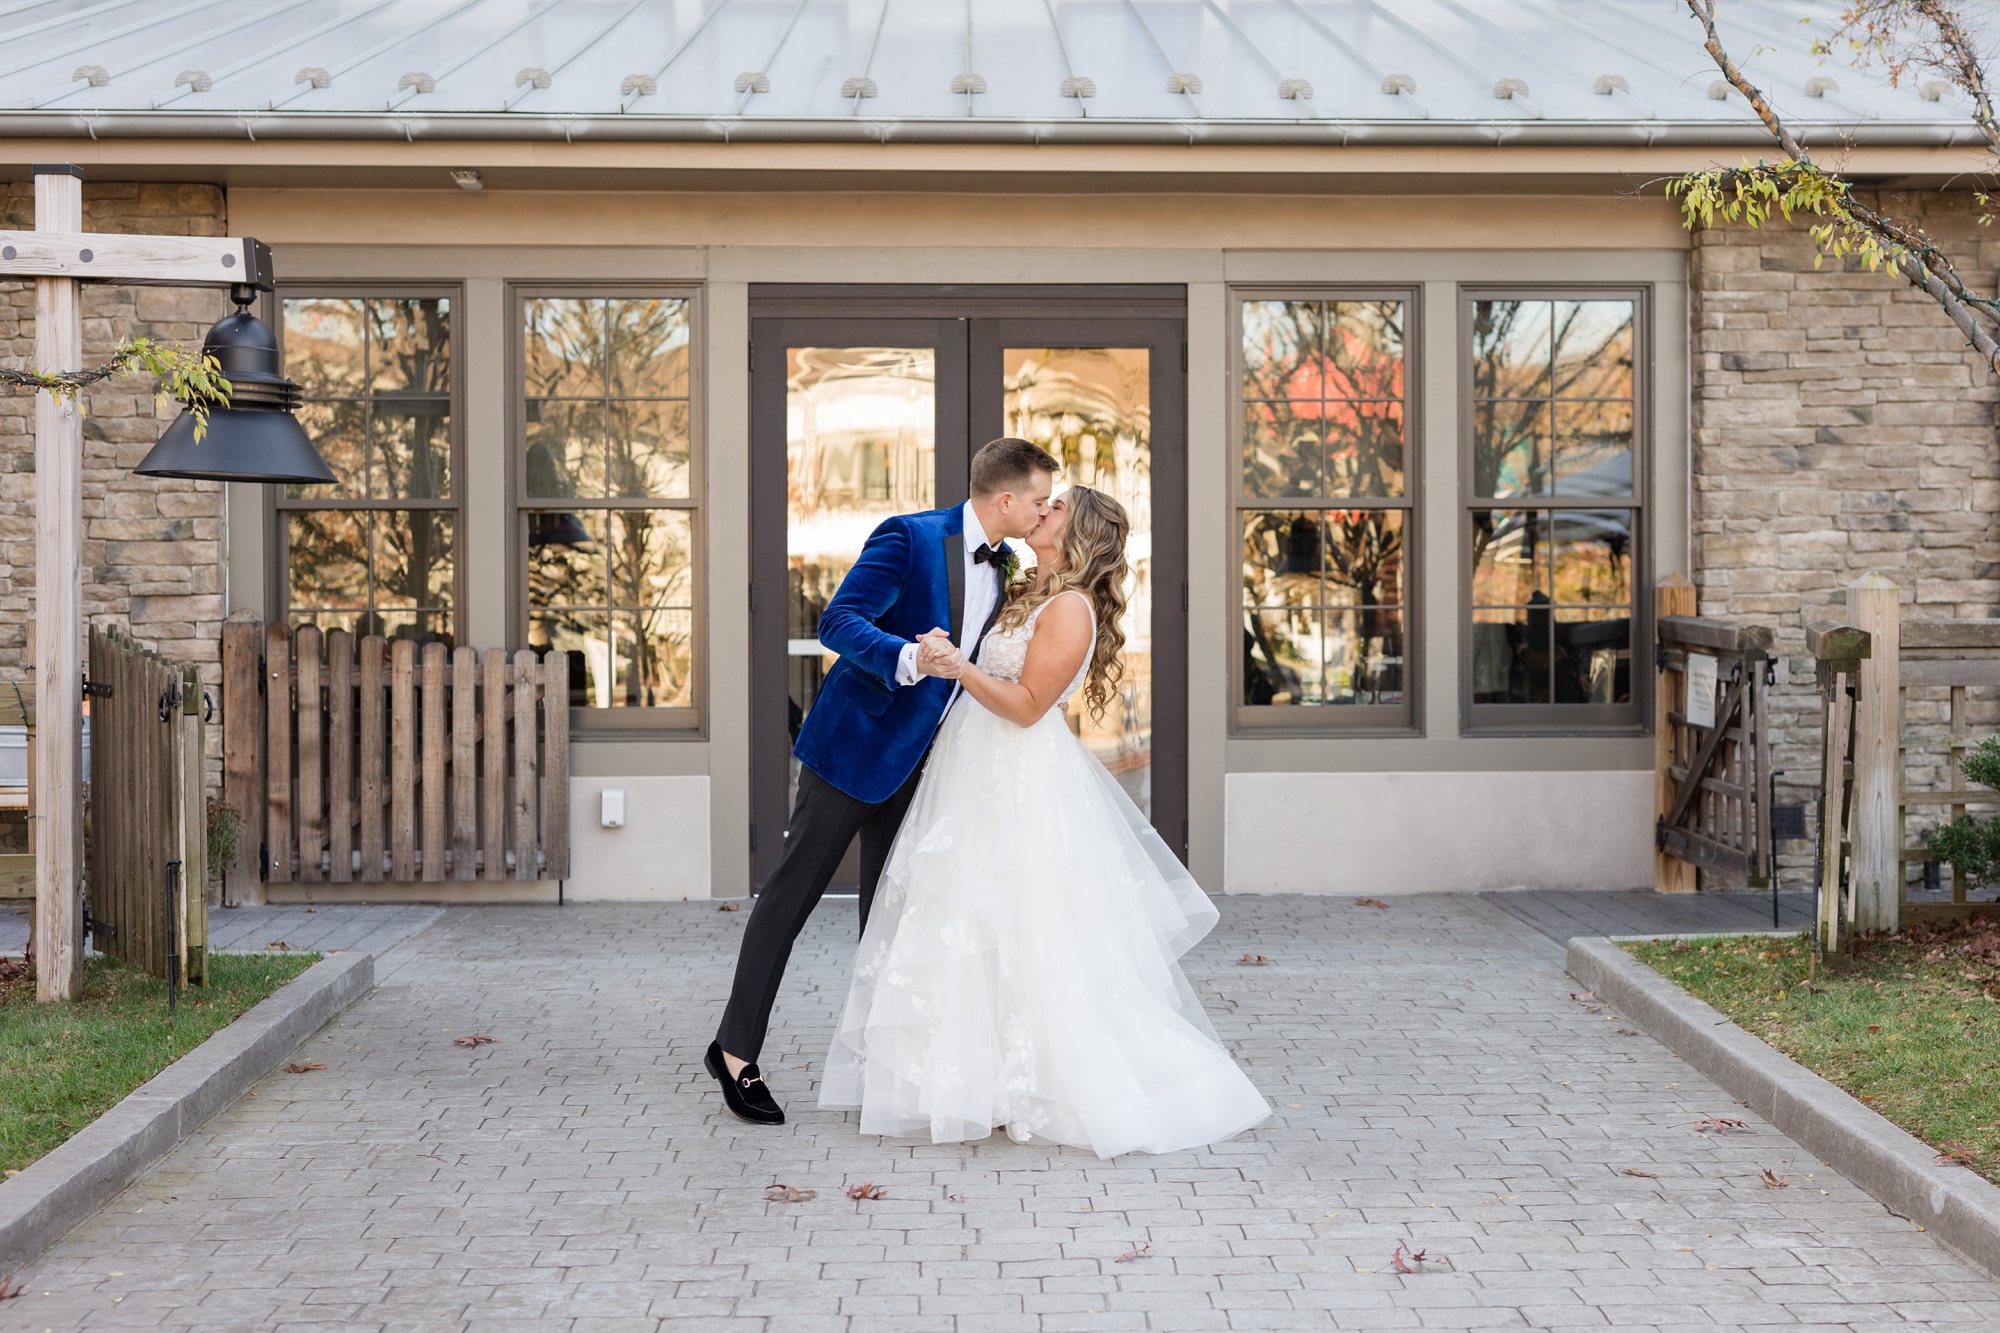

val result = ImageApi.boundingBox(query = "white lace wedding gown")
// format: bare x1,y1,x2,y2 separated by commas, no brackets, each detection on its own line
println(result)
820,591,1271,1158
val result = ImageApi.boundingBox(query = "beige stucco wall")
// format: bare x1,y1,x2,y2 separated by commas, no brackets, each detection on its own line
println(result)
241,187,1691,896
230,187,1690,252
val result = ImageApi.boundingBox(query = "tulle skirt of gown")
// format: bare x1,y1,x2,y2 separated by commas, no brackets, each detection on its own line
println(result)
819,696,1271,1158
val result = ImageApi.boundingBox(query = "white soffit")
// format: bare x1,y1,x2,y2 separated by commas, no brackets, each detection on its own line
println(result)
0,0,1986,145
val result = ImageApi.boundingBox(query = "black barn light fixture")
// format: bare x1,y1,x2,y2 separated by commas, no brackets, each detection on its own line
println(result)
135,282,335,484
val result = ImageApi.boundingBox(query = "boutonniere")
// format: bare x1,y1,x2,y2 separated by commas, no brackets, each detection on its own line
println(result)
997,547,1026,587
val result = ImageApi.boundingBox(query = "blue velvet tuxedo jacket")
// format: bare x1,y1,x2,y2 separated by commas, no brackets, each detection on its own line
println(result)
794,505,1010,804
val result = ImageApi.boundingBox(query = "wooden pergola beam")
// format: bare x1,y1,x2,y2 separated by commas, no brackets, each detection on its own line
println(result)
0,231,271,288
33,165,84,1002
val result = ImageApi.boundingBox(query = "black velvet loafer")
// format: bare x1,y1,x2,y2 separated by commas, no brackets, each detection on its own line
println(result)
705,1040,785,1125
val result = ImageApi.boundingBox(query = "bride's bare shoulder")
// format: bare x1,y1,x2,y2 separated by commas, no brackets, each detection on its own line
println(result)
1038,589,1095,629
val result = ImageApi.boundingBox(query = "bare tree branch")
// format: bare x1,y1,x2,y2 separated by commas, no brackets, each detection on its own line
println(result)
1825,1,1999,157
1680,0,2000,374
1688,0,1811,161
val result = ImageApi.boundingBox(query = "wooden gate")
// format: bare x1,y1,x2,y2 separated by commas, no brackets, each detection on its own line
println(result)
85,625,208,987
224,623,570,888
1654,613,1775,888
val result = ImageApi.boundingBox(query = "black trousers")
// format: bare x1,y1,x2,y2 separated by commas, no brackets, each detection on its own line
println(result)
715,761,924,1063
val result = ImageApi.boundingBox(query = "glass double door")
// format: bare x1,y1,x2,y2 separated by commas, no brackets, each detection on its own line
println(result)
749,312,1186,890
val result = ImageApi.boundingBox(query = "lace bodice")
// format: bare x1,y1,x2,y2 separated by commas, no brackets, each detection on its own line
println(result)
976,590,1095,706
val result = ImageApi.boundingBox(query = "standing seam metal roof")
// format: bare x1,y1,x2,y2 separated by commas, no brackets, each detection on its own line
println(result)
0,0,1989,145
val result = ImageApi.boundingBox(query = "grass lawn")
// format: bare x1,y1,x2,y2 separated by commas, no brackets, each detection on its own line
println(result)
0,950,318,1175
1626,920,2000,1187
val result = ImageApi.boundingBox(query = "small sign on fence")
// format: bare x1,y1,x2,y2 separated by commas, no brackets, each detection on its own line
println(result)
1685,652,1718,730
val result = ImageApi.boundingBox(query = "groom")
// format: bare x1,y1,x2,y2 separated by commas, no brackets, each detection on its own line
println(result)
706,436,1062,1124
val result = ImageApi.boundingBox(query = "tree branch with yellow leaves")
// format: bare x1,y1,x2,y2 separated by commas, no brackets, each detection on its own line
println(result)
1670,0,2000,375
0,337,229,440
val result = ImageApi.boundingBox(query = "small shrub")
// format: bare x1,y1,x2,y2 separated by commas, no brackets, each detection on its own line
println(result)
1923,737,2000,887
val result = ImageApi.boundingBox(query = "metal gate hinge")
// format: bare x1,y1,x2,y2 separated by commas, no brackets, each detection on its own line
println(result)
82,675,112,699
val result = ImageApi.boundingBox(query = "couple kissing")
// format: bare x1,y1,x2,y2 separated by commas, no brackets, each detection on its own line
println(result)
706,436,1268,1159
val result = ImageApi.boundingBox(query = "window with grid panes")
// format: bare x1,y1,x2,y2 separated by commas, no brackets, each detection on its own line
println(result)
520,294,696,722
1237,296,1413,728
279,293,455,643
1466,293,1642,727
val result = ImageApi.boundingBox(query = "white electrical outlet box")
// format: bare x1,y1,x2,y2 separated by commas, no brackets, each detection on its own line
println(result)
600,787,626,828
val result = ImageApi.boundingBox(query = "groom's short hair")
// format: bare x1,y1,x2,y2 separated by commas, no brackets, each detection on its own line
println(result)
970,437,1060,498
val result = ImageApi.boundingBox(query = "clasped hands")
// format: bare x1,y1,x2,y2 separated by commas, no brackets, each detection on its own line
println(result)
915,628,964,679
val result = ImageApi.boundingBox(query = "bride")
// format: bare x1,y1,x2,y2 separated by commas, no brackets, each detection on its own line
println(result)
820,486,1270,1158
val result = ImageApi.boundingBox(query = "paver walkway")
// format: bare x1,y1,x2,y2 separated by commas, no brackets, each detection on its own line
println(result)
0,903,442,958
7,893,1999,1331
1482,889,1813,945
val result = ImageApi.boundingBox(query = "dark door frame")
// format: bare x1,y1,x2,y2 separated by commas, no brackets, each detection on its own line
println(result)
748,286,1189,889
749,316,969,889
969,316,1189,873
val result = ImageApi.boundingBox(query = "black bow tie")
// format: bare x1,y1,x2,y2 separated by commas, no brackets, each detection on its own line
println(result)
972,543,1005,568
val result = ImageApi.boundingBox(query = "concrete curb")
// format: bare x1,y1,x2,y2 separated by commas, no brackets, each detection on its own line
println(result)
1568,935,2000,1282
0,950,374,1274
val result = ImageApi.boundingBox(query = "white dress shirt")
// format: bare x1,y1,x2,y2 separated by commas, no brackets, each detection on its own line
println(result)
895,501,1003,687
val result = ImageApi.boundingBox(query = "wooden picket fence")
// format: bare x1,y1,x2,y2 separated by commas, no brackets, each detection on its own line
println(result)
86,625,208,986
223,622,570,889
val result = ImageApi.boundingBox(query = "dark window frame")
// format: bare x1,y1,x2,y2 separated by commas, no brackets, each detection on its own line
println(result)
1231,285,1422,736
271,283,465,641
508,283,704,735
1458,283,1651,736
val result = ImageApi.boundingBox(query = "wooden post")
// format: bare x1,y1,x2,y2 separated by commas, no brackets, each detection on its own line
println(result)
264,622,292,882
220,616,264,907
33,165,84,1001
1850,571,1902,934
1654,573,1697,893
175,664,208,986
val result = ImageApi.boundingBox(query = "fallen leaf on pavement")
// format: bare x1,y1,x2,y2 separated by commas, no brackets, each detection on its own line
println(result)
282,1061,325,1074
1616,1028,1639,1036
847,1182,886,1200
1390,1244,1452,1273
765,1184,815,1203
1236,953,1269,966
717,903,741,912
1760,1169,1789,1189
790,1063,808,1069
303,907,316,914
266,940,291,951
1695,1117,1750,1135
946,1192,965,1202
1569,991,1597,1002
452,1034,497,1048
1620,1168,1658,1178
0,1276,23,1300
1113,1244,1151,1263
1354,898,1389,909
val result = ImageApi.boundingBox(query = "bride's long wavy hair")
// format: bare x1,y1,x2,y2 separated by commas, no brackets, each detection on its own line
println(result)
994,485,1130,722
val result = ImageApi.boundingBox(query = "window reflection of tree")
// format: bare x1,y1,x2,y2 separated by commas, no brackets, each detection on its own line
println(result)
283,296,453,644
1239,301,1408,709
522,297,694,709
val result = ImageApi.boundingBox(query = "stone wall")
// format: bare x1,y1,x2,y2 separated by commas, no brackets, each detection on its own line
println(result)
0,182,232,792
1689,189,2000,878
